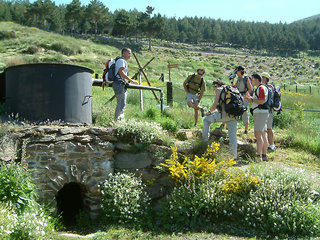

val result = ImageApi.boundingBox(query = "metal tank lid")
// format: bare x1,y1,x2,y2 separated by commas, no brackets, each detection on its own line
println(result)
5,63,94,74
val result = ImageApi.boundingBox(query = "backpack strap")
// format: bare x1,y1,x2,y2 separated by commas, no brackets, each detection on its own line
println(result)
187,74,203,92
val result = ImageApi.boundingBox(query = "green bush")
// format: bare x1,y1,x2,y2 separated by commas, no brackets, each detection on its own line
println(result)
111,119,165,144
238,168,320,237
22,45,38,54
144,106,161,120
157,183,210,231
0,162,37,213
0,30,16,40
0,202,54,240
157,165,320,237
49,42,82,56
10,203,53,240
100,172,151,226
273,111,295,129
159,117,179,133
0,202,17,238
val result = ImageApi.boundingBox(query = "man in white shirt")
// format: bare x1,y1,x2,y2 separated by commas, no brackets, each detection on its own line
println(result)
112,48,138,120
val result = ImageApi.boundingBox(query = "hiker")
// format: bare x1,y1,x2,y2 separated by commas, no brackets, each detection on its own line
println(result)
245,74,269,161
232,66,253,134
261,72,276,152
202,80,238,159
183,68,207,126
112,48,138,121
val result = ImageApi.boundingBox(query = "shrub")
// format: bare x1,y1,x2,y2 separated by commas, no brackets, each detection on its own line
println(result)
0,202,54,240
144,106,161,120
0,202,17,238
159,117,179,133
22,45,38,54
10,203,53,240
0,30,16,40
50,42,81,56
111,119,165,145
273,111,295,129
159,142,235,183
158,183,210,230
0,162,37,213
100,172,151,226
237,167,320,237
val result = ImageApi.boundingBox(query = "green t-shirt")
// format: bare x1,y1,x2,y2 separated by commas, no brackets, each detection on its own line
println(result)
184,74,206,94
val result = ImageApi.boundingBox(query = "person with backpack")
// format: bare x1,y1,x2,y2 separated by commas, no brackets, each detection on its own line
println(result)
202,80,240,159
245,74,269,161
183,68,207,126
261,72,276,152
231,66,253,134
112,48,138,121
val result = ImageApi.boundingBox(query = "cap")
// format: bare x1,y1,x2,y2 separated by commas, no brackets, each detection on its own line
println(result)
234,66,245,72
261,72,270,79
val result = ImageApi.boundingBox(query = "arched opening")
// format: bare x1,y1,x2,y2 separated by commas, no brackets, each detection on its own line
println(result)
56,182,87,227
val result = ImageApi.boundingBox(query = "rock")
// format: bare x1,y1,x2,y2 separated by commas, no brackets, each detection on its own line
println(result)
114,142,131,151
56,134,74,142
88,127,115,135
74,135,93,143
114,152,152,169
99,135,118,142
177,129,195,140
60,127,87,135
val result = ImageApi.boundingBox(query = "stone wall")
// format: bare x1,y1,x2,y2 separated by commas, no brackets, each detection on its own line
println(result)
11,125,173,220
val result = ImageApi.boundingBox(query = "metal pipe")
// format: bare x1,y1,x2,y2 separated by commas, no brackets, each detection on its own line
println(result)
92,79,164,113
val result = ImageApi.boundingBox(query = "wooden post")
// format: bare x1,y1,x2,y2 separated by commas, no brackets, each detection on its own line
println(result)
167,81,173,106
283,84,286,90
167,62,178,82
310,86,311,94
139,71,143,111
132,52,160,104
296,85,298,93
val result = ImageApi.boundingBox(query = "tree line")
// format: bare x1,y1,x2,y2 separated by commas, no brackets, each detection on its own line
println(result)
1,0,320,53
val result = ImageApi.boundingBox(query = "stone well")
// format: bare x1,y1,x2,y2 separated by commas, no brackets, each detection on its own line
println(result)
10,125,173,223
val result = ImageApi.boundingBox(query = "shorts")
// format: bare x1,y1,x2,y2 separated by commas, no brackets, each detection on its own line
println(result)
266,110,274,129
186,93,199,104
254,112,269,132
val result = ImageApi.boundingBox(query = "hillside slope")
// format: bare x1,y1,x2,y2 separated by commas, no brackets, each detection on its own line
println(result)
0,21,319,88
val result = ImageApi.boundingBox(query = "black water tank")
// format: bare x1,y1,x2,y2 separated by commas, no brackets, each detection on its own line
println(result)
0,71,5,103
5,63,93,124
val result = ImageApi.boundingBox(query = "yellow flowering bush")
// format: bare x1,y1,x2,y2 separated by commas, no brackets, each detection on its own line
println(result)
222,168,263,195
160,142,236,183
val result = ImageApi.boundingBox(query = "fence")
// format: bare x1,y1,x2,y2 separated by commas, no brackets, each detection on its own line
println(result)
283,84,320,95
167,82,320,113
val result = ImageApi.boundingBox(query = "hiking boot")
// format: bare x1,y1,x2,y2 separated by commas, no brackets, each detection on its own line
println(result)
256,154,262,161
268,144,276,152
262,154,268,161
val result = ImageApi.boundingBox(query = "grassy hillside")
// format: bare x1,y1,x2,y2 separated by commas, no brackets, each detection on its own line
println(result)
1,21,320,87
294,13,320,23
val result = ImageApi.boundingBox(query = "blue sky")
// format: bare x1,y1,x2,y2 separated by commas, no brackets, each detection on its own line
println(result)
52,0,320,24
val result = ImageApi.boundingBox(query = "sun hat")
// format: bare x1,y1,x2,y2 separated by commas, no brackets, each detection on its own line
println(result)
234,66,245,72
261,72,270,79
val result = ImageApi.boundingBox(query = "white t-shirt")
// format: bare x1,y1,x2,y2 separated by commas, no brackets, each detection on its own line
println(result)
115,57,128,82
253,84,269,113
